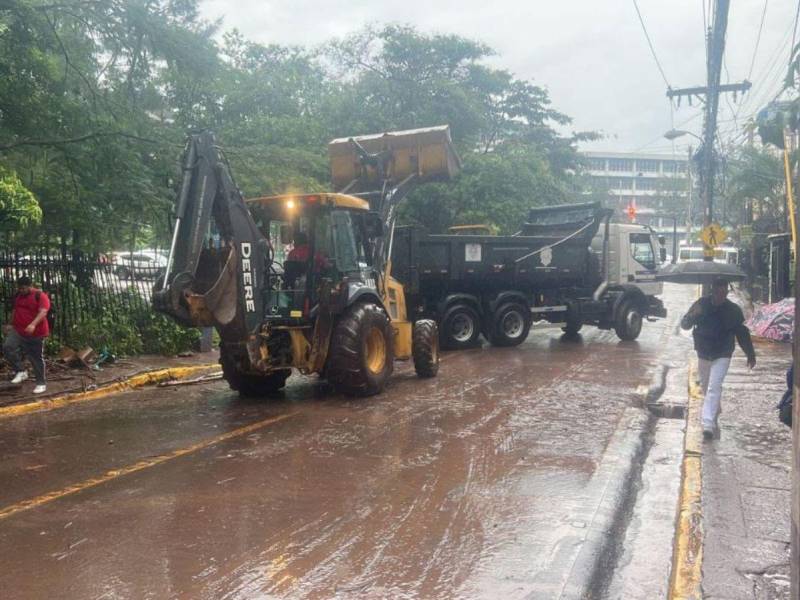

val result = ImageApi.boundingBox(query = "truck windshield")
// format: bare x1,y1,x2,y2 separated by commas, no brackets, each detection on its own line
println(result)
630,233,656,270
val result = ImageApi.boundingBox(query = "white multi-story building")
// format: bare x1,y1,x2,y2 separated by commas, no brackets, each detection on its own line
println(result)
582,151,691,230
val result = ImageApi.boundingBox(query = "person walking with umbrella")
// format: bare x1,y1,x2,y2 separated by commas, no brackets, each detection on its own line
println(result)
681,278,757,440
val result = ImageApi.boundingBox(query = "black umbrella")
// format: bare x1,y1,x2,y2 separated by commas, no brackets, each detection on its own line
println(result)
656,261,747,284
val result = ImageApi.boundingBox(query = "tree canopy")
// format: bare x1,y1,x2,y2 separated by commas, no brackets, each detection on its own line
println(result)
1,2,595,250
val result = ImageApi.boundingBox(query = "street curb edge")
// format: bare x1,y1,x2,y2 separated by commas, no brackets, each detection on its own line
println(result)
0,364,220,420
667,359,705,600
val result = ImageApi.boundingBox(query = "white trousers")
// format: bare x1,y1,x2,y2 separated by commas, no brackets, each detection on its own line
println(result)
697,356,731,429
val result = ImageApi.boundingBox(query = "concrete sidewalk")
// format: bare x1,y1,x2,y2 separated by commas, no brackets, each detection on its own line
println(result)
697,338,793,599
0,349,220,407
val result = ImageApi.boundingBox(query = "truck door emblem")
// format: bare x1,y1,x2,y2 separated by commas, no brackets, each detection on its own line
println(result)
465,243,482,262
540,246,553,267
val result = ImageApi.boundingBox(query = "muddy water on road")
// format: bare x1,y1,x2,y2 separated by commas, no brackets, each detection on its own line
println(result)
0,318,675,599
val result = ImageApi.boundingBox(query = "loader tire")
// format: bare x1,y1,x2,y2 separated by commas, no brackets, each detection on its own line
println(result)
614,299,643,341
412,320,439,378
327,302,394,397
440,303,481,350
488,302,531,347
220,352,290,397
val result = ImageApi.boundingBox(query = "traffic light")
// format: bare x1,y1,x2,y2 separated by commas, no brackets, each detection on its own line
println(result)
627,204,636,222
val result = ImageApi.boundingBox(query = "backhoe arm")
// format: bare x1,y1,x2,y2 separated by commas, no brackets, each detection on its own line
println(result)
153,132,266,338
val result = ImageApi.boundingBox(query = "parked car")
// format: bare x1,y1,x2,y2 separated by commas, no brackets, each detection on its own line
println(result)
677,245,739,265
112,250,167,280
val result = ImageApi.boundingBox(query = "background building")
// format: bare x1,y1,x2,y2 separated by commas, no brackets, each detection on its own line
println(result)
582,151,691,235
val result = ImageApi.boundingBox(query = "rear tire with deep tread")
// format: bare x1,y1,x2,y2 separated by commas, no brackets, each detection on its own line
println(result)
412,319,439,378
327,302,394,397
219,350,290,397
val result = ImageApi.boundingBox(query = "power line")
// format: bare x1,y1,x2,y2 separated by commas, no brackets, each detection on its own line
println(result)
792,0,800,67
737,18,795,116
632,0,672,89
633,110,704,152
748,0,769,81
702,0,707,35
789,0,800,87
722,54,739,130
702,0,709,63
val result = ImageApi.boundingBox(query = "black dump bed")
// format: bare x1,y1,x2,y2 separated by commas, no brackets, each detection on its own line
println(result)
392,202,609,296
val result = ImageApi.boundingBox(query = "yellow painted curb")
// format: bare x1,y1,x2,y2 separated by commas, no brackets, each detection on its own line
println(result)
668,360,705,600
0,364,220,420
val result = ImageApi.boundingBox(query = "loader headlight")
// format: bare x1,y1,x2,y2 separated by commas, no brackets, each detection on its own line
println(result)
286,199,296,210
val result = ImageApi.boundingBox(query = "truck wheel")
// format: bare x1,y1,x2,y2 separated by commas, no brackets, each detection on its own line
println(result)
614,300,643,341
413,320,439,378
440,304,481,349
327,303,394,397
562,304,583,335
489,302,531,347
219,352,290,397
116,266,131,280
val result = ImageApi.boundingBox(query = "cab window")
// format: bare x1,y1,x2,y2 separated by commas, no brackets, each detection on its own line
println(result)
630,233,656,270
331,210,365,272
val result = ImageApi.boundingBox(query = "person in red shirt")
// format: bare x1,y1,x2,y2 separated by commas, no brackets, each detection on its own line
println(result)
3,276,50,394
286,231,328,270
284,231,331,289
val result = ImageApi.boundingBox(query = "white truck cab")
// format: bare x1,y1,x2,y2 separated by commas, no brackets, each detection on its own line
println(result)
591,223,664,297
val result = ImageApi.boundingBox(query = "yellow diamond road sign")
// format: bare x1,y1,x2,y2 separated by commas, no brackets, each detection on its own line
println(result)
700,223,727,249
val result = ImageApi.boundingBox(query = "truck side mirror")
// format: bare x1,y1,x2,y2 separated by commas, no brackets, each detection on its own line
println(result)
365,212,385,238
660,247,667,262
280,224,293,245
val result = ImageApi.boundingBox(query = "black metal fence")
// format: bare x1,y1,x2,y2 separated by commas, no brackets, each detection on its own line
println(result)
0,249,164,345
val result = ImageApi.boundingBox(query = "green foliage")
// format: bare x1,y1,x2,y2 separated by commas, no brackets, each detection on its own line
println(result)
53,285,200,356
136,310,200,356
0,169,41,229
400,145,570,233
0,4,596,251
724,146,786,226
67,311,144,356
64,306,200,357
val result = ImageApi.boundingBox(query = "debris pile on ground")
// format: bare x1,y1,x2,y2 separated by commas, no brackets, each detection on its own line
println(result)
0,348,219,406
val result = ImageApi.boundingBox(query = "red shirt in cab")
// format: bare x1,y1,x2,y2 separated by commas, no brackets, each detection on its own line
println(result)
13,289,50,338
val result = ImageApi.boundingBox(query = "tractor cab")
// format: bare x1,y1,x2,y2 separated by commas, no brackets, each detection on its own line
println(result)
247,193,382,324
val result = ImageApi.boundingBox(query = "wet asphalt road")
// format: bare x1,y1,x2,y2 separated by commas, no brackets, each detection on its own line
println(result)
0,286,692,599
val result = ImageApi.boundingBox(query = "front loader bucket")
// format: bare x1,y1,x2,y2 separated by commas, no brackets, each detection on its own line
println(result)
329,125,461,190
153,247,240,329
184,247,239,327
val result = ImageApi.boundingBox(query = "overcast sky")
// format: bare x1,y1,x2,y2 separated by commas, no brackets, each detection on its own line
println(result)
199,0,796,156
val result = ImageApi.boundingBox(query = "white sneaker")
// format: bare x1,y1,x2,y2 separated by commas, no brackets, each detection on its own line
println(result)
11,371,28,384
32,385,46,395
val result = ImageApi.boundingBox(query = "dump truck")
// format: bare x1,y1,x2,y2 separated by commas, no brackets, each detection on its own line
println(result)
153,126,460,396
391,202,667,349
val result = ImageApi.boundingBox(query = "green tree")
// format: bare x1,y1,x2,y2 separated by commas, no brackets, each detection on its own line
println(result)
0,169,41,229
0,0,217,250
725,146,786,225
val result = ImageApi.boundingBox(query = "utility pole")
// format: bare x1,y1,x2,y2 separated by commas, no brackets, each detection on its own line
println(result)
666,0,750,258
